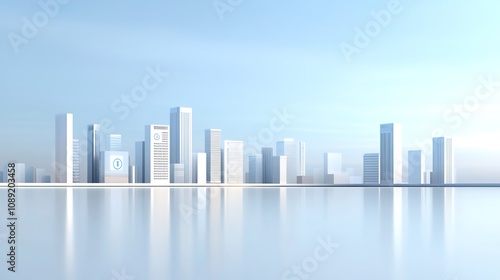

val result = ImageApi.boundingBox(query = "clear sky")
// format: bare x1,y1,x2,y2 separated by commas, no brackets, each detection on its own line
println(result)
1,0,500,182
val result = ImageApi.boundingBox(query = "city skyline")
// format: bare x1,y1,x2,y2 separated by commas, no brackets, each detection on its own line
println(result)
2,1,500,183
2,2,500,280
0,109,465,185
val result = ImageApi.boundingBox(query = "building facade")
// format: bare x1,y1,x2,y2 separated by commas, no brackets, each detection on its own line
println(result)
408,150,425,184
193,152,207,184
277,138,297,184
55,114,73,183
380,123,402,184
145,125,170,184
262,147,274,184
223,140,244,184
272,155,287,184
298,142,306,177
73,139,80,183
249,154,263,183
432,137,454,184
87,124,101,183
363,153,379,184
170,107,193,183
205,129,221,183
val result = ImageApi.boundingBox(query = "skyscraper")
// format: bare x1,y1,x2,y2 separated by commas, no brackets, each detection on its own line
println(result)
105,134,122,151
145,125,170,184
205,129,221,183
324,153,342,174
432,137,454,184
55,114,73,183
298,142,306,177
380,123,402,185
277,138,297,184
223,140,244,184
323,153,349,184
73,139,80,183
26,166,34,183
193,152,207,184
408,150,425,184
272,155,287,184
249,154,263,183
262,147,274,183
87,124,101,183
99,151,129,183
363,153,379,184
170,107,192,183
135,141,145,183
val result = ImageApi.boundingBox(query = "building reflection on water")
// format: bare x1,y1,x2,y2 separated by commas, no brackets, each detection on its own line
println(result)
6,185,473,280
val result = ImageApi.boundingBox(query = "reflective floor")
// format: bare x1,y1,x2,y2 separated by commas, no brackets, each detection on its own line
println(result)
0,187,499,280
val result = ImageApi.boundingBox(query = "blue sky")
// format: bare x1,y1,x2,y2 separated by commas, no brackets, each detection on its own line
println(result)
1,0,500,182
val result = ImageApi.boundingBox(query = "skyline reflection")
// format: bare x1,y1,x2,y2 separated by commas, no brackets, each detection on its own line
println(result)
1,186,499,280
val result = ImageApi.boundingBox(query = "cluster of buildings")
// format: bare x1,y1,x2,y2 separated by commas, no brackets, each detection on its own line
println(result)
363,123,454,185
0,108,454,185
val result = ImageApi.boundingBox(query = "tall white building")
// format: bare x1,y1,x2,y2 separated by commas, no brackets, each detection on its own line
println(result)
99,151,129,183
408,150,425,184
324,153,342,174
324,152,343,184
87,124,101,183
145,125,170,184
432,137,454,184
262,147,274,184
105,134,122,151
55,113,73,183
272,155,287,184
277,138,297,184
73,139,80,183
249,154,263,183
380,123,402,185
363,153,379,184
298,142,306,177
205,129,221,183
193,152,207,184
170,107,192,183
135,141,145,183
223,140,244,184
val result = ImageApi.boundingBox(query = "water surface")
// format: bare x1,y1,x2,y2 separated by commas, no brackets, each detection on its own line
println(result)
0,186,498,280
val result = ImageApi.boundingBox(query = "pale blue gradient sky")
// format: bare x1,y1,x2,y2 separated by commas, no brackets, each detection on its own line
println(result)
1,0,500,182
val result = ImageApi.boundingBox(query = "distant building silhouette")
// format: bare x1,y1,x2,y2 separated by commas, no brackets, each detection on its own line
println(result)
408,150,425,184
55,114,73,183
380,123,402,184
170,107,193,183
363,153,379,184
432,137,454,184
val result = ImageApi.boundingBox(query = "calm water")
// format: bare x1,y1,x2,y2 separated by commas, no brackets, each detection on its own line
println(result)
0,186,499,280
